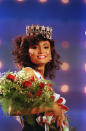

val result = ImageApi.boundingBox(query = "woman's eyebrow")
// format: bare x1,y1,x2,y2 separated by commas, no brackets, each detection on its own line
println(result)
43,43,49,46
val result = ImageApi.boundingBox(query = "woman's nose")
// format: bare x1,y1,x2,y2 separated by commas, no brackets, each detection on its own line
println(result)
38,47,44,54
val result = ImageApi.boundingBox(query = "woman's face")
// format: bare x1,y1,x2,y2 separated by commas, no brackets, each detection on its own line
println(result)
28,40,51,65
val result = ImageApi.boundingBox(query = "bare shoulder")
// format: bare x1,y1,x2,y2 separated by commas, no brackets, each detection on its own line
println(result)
23,67,34,72
23,67,35,76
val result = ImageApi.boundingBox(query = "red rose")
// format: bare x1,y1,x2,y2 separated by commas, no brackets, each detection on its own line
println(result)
56,98,63,104
28,92,33,98
39,82,45,89
6,74,15,82
22,81,31,88
47,83,52,87
29,76,34,81
36,90,42,97
48,87,53,91
51,95,55,101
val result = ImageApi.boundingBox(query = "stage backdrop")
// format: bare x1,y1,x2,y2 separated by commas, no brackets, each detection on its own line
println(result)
0,0,86,131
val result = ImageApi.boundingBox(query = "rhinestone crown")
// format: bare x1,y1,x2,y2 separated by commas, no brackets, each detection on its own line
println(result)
26,25,52,39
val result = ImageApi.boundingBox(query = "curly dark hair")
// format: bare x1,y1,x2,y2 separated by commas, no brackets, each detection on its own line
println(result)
12,34,61,79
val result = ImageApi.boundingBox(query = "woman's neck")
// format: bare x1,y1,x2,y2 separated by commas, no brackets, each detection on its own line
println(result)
35,64,45,77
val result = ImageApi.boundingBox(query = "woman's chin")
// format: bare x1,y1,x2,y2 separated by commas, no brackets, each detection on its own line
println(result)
32,59,49,65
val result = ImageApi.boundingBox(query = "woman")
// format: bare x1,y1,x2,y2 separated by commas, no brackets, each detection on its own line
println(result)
12,25,69,131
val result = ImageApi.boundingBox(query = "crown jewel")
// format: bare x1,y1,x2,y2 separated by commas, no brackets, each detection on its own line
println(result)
26,25,52,39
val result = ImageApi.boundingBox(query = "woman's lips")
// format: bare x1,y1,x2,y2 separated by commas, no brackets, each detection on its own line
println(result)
37,55,46,59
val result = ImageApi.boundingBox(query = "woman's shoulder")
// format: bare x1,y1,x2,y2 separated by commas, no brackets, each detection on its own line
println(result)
17,67,35,78
22,67,35,75
23,67,34,72
18,67,43,80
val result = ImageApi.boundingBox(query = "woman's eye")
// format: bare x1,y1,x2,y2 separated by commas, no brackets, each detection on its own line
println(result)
44,46,49,49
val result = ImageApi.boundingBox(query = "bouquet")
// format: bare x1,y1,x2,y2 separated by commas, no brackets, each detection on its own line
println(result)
0,68,59,115
0,68,69,129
